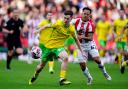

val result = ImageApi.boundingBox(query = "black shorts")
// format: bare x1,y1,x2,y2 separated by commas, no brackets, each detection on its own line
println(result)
7,37,22,50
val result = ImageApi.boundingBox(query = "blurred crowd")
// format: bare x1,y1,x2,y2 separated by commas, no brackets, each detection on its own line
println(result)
0,0,128,60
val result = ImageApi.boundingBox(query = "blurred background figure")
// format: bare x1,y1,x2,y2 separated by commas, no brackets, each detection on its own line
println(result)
118,16,128,74
95,15,111,58
3,10,24,70
113,10,127,65
24,10,40,64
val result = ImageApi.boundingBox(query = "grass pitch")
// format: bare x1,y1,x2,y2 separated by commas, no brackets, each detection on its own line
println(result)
0,59,127,89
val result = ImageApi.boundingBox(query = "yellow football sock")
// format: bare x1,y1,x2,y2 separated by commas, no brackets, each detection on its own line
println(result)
118,54,122,65
60,70,66,79
48,61,54,70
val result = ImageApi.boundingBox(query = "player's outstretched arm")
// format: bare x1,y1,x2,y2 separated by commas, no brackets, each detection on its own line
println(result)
2,28,14,34
34,24,51,34
72,33,83,53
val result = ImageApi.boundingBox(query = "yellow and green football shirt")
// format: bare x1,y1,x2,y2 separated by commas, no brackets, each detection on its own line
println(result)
114,18,127,42
45,20,76,48
37,19,53,44
96,20,111,41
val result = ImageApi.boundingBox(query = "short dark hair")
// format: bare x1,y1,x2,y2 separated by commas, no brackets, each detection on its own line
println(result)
82,7,92,13
64,10,73,17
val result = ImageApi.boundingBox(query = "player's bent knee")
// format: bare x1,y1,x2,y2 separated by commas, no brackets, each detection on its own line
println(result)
59,51,68,60
16,48,23,54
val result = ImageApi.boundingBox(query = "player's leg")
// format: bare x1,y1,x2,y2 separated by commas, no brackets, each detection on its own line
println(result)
6,49,14,70
47,53,56,74
15,48,23,56
29,47,48,85
92,53,112,80
99,40,106,57
79,62,93,85
120,49,128,74
29,43,49,85
68,47,93,85
48,60,54,74
56,48,71,85
93,56,111,80
78,43,93,85
48,54,55,74
114,42,125,64
6,40,14,70
120,60,128,74
15,37,23,57
120,38,128,74
89,42,111,80
29,61,47,85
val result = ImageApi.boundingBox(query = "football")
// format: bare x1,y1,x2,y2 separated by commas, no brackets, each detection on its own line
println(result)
31,46,42,59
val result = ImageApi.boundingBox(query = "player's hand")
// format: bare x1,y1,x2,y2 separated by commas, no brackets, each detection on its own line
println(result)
9,30,14,34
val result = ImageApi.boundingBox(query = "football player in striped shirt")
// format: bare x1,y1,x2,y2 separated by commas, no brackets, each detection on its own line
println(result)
71,7,112,83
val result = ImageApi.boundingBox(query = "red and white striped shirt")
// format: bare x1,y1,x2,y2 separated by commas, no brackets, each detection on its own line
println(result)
71,18,95,37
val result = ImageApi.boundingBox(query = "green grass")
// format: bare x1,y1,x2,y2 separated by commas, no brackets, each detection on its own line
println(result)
0,59,127,89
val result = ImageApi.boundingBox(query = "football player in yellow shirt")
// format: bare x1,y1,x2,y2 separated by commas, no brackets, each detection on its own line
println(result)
37,12,55,74
113,10,127,64
29,10,83,85
96,15,111,57
118,17,128,74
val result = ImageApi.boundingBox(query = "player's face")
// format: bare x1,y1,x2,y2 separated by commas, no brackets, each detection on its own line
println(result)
13,12,19,20
47,13,53,20
64,15,72,25
82,9,91,21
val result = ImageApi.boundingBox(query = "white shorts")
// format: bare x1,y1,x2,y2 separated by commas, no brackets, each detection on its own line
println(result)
81,41,99,58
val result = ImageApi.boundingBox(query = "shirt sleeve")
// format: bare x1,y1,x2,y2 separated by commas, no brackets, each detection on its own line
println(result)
70,25,77,38
4,20,11,30
70,19,77,25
